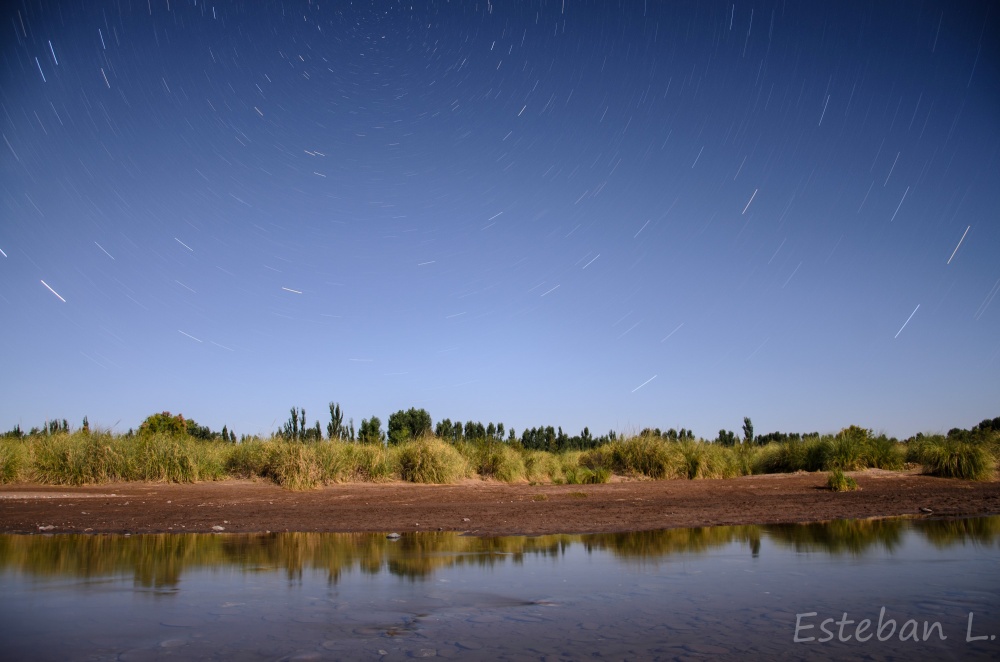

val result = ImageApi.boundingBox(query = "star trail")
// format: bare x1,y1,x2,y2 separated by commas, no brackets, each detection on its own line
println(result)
1,1,997,439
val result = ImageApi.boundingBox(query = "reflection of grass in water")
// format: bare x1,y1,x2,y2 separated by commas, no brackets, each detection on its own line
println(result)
765,518,906,555
916,516,1000,548
585,526,763,560
4,517,999,586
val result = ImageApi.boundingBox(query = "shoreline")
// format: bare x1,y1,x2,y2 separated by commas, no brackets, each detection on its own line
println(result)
2,469,999,537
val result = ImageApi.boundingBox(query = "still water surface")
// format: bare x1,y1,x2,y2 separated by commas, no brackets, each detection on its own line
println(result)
2,517,998,661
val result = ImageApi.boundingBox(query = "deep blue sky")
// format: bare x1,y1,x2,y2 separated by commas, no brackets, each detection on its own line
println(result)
2,1,997,440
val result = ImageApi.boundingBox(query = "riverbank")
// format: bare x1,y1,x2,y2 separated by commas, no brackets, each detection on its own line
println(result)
3,469,999,536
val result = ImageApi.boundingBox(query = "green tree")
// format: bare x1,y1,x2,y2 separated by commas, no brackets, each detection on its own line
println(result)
358,416,384,445
306,420,322,441
282,407,315,442
186,419,214,440
327,402,345,440
82,416,90,433
437,418,466,442
387,407,433,445
717,429,737,446
743,417,754,445
545,426,557,452
139,412,188,436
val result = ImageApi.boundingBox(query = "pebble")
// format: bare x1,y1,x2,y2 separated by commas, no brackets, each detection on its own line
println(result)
212,525,225,531
386,532,401,539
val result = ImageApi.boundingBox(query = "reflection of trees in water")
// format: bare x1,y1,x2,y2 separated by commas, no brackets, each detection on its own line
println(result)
2,516,997,586
0,533,225,589
764,519,906,555
916,516,1000,549
584,526,763,560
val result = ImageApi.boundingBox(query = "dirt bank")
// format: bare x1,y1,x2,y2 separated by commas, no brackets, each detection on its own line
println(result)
2,469,999,536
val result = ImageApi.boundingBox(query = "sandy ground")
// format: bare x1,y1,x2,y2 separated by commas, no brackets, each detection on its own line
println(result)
2,469,999,536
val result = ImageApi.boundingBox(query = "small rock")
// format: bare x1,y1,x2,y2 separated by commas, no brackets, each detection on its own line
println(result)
38,525,55,531
212,525,225,531
462,518,470,522
386,532,401,540
920,507,933,514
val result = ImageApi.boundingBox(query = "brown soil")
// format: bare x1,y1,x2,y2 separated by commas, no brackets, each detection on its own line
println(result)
2,470,999,536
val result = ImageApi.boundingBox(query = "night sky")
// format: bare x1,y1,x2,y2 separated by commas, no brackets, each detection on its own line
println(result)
2,1,997,440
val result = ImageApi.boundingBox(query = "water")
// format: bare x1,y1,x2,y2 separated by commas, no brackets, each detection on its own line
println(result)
1,517,998,661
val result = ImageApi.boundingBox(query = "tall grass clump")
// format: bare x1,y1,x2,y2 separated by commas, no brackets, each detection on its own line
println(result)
828,468,859,492
344,442,394,482
396,438,467,484
678,440,740,479
729,441,759,477
863,434,905,470
224,438,275,478
264,442,322,490
28,430,224,484
313,441,360,483
595,434,683,479
913,436,995,481
825,426,871,471
452,441,520,482
522,450,564,483
754,436,827,474
0,437,29,483
555,450,607,484
562,465,611,485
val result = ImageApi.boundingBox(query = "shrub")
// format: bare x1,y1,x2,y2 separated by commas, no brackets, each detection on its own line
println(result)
0,438,28,483
826,426,869,471
916,436,995,481
522,450,563,483
346,442,394,482
313,442,358,483
828,468,859,491
754,437,829,474
225,439,274,478
267,443,321,490
601,435,683,479
563,465,610,485
396,438,467,483
458,441,525,482
730,441,759,477
679,440,738,479
864,434,905,470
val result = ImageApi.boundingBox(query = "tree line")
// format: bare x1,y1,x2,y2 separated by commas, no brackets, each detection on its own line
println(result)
7,407,998,450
